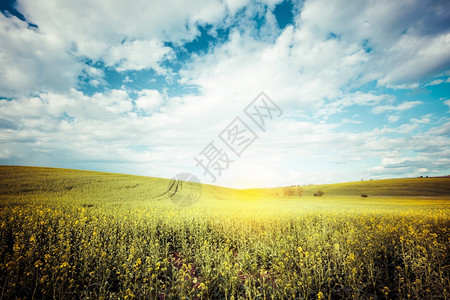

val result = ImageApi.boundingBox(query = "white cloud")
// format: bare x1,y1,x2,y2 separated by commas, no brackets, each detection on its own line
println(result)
14,0,237,75
1,0,449,187
426,79,444,86
135,90,165,114
372,101,422,114
410,115,431,124
444,99,450,111
0,13,81,97
387,115,400,123
298,0,450,86
318,92,393,116
386,83,420,90
89,80,100,87
223,0,250,16
1,86,449,187
378,33,450,85
104,39,174,73
0,0,247,96
180,23,371,118
17,0,227,49
91,90,133,114
80,66,106,88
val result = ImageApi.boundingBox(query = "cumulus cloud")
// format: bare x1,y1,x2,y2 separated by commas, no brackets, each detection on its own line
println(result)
180,24,370,117
135,90,165,114
1,0,449,187
299,0,450,86
79,66,106,88
104,39,174,73
0,13,81,97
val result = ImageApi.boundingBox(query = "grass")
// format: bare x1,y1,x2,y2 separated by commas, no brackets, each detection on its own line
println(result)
0,166,449,299
250,177,450,198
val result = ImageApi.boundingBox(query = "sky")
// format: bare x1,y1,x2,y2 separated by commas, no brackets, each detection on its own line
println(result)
0,0,449,188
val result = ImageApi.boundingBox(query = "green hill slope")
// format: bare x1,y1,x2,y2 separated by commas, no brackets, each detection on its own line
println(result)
302,177,450,197
1,166,449,206
0,166,171,204
246,177,450,198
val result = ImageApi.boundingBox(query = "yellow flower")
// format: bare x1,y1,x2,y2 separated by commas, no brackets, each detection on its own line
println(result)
13,242,21,252
34,260,43,268
40,275,48,284
134,258,142,268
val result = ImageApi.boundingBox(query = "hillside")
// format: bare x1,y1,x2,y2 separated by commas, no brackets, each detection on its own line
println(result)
251,177,450,198
0,166,448,299
1,166,449,206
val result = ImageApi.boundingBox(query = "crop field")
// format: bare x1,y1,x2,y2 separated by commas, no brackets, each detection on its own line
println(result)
0,166,449,299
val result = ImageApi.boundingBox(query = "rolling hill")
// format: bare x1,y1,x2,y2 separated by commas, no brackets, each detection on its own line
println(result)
1,166,449,205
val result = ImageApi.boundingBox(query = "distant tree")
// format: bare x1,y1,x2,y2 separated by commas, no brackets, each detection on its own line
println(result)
283,186,303,197
361,193,368,197
283,186,295,196
313,190,324,197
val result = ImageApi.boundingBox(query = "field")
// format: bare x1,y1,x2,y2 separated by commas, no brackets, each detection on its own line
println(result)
0,166,449,299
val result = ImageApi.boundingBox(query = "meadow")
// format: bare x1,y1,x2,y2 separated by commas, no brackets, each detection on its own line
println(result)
0,166,449,299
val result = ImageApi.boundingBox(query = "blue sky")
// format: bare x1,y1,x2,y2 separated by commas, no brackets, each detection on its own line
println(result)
0,0,449,188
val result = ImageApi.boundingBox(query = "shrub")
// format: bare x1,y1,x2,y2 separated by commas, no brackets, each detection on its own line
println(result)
314,190,324,197
283,186,304,197
283,186,295,196
361,193,368,197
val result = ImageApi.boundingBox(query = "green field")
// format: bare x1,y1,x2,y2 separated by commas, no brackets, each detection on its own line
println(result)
1,166,449,299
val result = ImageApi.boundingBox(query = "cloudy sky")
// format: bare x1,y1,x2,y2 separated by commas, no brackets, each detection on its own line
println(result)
1,0,449,188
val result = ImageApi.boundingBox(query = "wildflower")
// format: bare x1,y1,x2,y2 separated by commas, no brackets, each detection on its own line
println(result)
13,242,21,252
134,258,141,268
40,275,48,284
34,260,43,268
